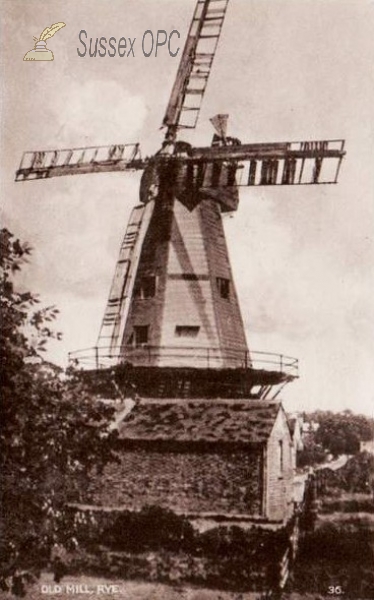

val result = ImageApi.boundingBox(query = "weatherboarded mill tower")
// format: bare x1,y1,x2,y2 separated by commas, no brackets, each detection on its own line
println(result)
16,0,344,526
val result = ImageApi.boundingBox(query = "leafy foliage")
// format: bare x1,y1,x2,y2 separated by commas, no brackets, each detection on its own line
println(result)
304,410,373,456
316,452,374,497
0,229,117,595
291,520,374,597
102,505,195,553
296,444,326,468
64,505,290,591
320,495,374,513
98,504,290,561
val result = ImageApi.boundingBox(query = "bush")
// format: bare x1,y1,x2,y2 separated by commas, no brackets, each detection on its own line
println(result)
102,507,289,562
321,496,374,514
197,525,288,562
316,452,374,496
297,445,326,468
102,505,195,552
70,505,292,591
305,410,374,456
292,520,374,597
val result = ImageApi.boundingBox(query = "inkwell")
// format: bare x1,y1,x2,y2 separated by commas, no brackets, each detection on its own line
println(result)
24,22,66,61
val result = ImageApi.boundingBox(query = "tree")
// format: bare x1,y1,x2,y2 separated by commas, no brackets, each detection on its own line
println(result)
0,229,117,595
296,444,326,469
305,410,374,457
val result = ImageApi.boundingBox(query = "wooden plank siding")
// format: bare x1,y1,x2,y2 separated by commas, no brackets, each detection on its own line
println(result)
264,407,294,522
120,194,249,368
161,198,220,354
199,198,248,358
120,196,171,360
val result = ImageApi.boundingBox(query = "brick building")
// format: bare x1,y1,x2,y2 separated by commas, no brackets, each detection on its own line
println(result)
86,399,295,524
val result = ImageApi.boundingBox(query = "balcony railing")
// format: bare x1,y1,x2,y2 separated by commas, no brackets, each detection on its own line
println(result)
68,345,298,378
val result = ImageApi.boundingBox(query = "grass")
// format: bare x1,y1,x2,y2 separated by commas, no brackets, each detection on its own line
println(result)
289,490,374,599
320,493,374,514
0,574,368,600
0,573,268,600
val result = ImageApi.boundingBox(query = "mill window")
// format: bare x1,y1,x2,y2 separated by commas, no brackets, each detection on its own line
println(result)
175,326,200,338
216,277,230,299
134,325,149,346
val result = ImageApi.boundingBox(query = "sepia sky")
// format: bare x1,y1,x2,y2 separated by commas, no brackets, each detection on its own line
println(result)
1,0,373,416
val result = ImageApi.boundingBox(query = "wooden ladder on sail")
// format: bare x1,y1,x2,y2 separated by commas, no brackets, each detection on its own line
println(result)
97,200,155,361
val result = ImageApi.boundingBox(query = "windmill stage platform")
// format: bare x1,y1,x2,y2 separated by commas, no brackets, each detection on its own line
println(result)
68,345,298,400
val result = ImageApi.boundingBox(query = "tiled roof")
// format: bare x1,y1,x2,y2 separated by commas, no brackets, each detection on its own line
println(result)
117,399,280,444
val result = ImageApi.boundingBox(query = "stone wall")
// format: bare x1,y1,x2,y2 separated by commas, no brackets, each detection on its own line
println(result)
86,445,263,516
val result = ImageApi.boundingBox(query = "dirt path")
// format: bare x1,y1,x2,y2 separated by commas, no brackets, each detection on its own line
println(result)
315,454,350,471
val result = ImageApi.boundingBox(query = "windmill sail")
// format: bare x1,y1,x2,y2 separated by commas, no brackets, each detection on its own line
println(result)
15,143,144,182
163,0,230,139
191,139,345,188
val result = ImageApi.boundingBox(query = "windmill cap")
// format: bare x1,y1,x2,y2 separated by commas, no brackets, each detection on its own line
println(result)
210,114,229,138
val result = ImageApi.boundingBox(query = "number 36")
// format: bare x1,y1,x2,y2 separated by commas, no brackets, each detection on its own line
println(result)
328,586,344,595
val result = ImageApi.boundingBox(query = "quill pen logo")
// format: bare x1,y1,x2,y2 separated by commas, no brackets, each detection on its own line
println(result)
24,22,66,61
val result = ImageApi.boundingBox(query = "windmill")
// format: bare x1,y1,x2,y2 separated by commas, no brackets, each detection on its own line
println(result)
16,0,345,400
